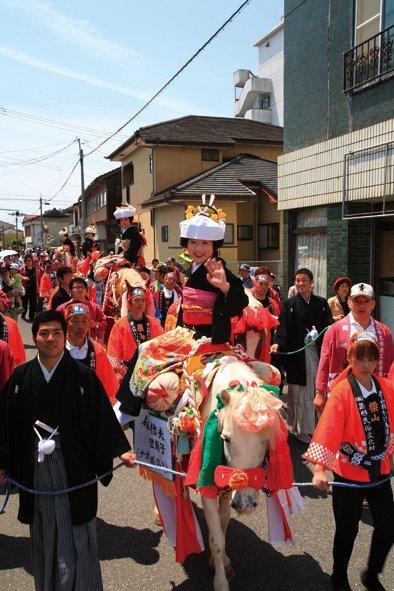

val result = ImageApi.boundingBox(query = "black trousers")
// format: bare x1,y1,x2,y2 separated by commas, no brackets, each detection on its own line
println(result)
332,473,394,579
22,291,37,320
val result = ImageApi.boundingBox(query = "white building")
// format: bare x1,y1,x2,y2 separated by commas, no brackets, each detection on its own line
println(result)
233,21,284,126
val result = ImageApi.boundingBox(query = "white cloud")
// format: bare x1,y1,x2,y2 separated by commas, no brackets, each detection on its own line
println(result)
7,0,140,63
0,45,209,114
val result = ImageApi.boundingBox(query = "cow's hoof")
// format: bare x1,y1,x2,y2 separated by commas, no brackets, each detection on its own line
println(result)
225,564,235,582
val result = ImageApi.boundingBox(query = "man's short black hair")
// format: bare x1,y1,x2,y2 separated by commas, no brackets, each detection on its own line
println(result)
24,255,33,262
56,266,72,280
69,277,88,290
294,268,313,282
32,310,67,339
156,264,170,276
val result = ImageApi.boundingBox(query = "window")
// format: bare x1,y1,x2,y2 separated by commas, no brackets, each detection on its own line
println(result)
223,223,234,244
201,149,219,162
24,225,32,238
237,225,253,241
86,191,107,215
261,95,271,110
122,163,134,187
293,207,327,297
149,154,153,173
161,225,169,242
258,223,279,249
355,0,394,44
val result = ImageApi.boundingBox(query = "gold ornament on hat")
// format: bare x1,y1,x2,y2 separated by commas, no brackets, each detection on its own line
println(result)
184,194,226,222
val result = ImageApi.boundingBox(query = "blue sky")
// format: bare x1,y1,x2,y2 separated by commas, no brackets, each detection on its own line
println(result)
0,0,283,219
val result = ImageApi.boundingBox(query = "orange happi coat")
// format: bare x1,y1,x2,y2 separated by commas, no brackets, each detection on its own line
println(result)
304,375,394,482
90,339,119,405
106,315,164,381
0,340,15,390
3,315,26,366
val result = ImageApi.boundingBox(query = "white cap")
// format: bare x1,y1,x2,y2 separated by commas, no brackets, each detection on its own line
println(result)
10,263,20,270
114,204,136,219
179,194,225,241
349,283,374,300
85,226,96,235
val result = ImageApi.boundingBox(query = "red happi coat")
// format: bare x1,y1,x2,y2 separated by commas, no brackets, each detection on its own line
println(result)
91,340,119,406
3,315,26,367
316,315,394,392
0,340,15,390
305,375,394,482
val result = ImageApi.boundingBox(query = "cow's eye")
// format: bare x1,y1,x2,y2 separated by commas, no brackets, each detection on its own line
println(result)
221,433,231,443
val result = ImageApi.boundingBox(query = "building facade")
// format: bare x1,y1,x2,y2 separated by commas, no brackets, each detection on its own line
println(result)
233,21,284,126
107,115,283,269
278,0,393,329
23,209,71,249
84,167,121,253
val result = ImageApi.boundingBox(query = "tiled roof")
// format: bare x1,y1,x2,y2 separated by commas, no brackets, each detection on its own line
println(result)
143,154,277,206
107,115,283,159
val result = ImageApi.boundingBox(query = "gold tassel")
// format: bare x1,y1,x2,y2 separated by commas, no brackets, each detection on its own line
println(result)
138,466,176,497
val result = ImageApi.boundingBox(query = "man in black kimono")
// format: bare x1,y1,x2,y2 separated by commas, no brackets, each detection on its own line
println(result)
50,266,73,310
0,310,135,591
271,268,333,443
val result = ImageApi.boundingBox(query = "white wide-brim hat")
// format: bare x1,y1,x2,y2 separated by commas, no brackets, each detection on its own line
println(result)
180,215,225,241
179,194,225,241
114,204,136,219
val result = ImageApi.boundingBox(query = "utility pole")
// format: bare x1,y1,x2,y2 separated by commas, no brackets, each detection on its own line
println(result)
77,138,86,235
39,194,44,251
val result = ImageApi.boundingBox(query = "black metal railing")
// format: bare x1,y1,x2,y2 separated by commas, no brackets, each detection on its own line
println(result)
344,25,393,92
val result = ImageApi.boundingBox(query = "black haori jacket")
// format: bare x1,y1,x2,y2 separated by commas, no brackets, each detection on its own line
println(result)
274,293,333,386
177,262,248,344
0,352,131,525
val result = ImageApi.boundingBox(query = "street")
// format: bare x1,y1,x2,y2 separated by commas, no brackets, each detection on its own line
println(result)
0,319,393,591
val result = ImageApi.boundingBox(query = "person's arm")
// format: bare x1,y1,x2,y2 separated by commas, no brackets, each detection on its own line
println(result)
314,326,334,411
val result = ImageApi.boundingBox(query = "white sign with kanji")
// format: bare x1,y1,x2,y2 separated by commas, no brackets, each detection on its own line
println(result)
134,410,173,481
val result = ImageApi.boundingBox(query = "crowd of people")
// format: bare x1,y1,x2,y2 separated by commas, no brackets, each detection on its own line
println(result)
0,199,393,591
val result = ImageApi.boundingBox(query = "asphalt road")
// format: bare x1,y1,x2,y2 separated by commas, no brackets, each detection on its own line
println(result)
0,318,393,591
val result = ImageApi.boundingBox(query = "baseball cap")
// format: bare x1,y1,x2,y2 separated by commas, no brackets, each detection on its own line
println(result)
10,263,20,270
239,263,250,271
349,283,374,300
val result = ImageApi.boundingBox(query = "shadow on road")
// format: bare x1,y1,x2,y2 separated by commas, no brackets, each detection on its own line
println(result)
170,506,331,591
0,532,33,575
289,435,331,501
97,517,162,565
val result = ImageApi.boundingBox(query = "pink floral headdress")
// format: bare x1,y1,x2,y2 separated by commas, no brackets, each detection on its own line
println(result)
232,386,282,433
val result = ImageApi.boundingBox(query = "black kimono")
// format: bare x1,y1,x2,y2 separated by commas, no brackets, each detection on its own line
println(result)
177,261,248,344
274,293,333,386
50,285,71,310
81,237,94,258
0,352,131,525
121,225,142,264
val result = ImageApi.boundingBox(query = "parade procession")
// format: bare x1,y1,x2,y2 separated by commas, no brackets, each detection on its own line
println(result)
0,1,394,591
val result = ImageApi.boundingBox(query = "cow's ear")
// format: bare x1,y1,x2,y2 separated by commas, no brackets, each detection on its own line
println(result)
220,389,231,406
125,279,132,292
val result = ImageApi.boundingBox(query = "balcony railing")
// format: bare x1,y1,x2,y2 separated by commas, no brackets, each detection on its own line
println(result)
343,25,393,92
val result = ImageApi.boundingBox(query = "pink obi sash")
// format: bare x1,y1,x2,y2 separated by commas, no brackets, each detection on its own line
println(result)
182,287,217,325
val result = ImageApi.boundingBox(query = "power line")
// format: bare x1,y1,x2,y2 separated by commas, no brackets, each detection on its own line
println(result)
84,0,252,156
283,0,309,19
0,140,77,155
47,159,80,202
0,107,131,141
0,139,76,167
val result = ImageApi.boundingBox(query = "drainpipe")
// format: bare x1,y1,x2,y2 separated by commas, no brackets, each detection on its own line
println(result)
151,147,156,257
